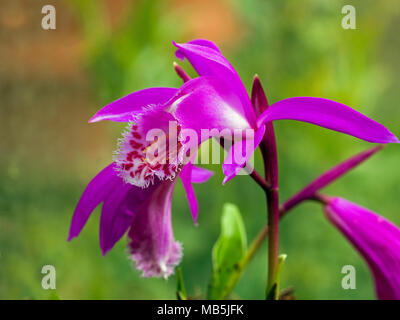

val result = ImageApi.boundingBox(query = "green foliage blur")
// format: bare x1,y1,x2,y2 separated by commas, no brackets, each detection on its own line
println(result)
1,0,400,299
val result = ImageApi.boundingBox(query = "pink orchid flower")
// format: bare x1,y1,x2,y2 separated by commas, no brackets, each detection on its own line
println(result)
324,197,400,300
69,39,398,279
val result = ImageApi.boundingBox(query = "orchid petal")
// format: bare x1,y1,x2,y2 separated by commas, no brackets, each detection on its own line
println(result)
113,107,183,188
179,163,199,223
99,181,155,255
191,165,214,183
180,162,213,222
68,164,120,241
99,182,132,255
222,125,266,184
325,197,400,300
173,41,256,124
128,180,182,278
175,39,220,62
170,76,253,137
283,146,383,213
173,41,234,79
257,97,399,143
89,87,178,123
251,75,270,117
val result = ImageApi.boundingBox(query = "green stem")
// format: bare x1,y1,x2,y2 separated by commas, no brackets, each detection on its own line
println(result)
220,192,324,299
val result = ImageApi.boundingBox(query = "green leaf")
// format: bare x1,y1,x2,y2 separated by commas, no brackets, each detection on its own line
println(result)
176,267,187,300
276,254,287,297
207,203,247,300
266,253,287,300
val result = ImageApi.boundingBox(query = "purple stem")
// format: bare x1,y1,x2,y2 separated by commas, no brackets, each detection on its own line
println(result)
251,75,280,299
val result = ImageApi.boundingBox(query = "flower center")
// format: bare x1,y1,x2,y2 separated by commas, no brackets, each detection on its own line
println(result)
114,110,185,187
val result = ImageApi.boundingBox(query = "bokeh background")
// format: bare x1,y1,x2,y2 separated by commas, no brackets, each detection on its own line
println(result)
1,0,400,299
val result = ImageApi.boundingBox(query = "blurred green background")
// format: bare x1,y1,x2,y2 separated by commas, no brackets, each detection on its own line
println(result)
1,0,400,299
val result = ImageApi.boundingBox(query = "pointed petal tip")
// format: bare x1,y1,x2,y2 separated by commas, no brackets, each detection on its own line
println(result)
101,247,110,257
88,114,101,123
257,97,400,144
375,133,400,144
222,175,234,185
252,76,262,90
191,211,199,225
388,134,400,144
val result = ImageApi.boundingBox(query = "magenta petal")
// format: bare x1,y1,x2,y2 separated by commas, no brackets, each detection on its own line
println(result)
68,164,120,241
175,39,220,61
222,125,266,184
325,197,400,300
171,76,253,136
257,97,399,143
89,87,178,123
180,163,213,222
99,181,156,255
179,163,199,222
173,41,235,79
191,165,214,183
282,146,383,213
128,180,182,278
173,41,256,124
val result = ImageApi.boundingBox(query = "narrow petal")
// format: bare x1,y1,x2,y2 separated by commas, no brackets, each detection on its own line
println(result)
68,164,120,241
180,162,213,223
175,39,220,62
99,181,156,255
251,75,270,117
173,41,256,125
257,97,399,143
128,180,182,278
282,146,383,213
324,197,400,300
89,87,178,123
179,163,200,223
191,165,214,183
222,126,266,184
173,40,235,79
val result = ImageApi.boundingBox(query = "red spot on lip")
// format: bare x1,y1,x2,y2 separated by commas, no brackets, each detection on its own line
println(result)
130,140,142,149
152,163,161,170
116,121,185,185
122,163,133,170
131,132,142,139
127,151,140,162
163,165,170,175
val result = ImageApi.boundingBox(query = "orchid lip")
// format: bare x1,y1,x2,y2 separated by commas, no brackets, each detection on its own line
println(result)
113,118,185,188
